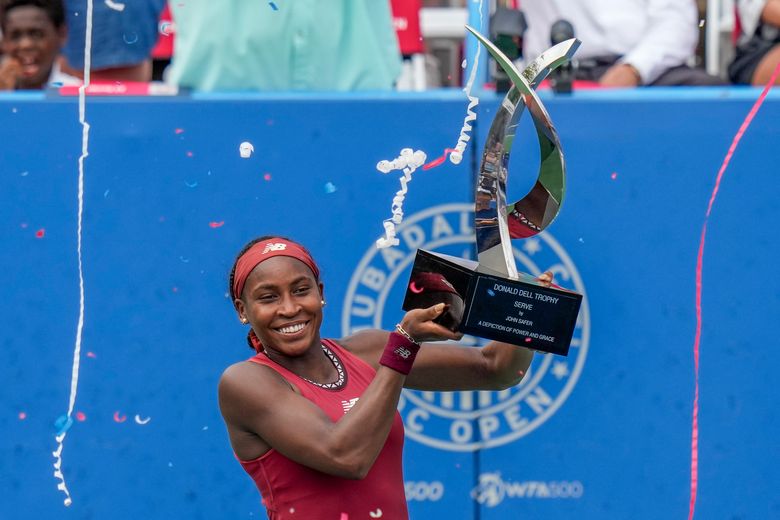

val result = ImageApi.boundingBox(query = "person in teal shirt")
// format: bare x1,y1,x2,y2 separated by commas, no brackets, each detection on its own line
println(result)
169,0,402,91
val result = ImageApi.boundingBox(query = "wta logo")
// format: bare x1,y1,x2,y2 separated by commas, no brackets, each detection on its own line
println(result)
342,203,590,451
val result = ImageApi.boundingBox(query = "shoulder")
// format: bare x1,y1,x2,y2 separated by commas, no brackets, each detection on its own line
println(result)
218,361,296,422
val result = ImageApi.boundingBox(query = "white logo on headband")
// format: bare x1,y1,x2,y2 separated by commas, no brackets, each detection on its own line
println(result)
262,243,288,254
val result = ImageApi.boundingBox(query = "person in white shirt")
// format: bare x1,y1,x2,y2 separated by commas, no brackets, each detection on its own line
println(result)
729,0,780,85
519,0,725,87
0,0,78,90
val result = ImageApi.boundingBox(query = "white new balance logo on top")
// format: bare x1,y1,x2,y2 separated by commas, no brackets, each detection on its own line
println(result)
341,397,359,414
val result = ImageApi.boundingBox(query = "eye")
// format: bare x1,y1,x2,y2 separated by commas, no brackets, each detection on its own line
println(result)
257,293,277,302
293,285,311,295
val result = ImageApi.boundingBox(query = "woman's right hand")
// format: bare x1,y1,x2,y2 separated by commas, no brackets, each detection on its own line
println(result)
399,303,464,343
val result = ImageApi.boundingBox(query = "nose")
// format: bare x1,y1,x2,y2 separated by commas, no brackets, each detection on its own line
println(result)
277,294,301,317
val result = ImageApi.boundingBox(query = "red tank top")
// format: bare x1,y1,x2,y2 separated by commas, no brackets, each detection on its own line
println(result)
239,339,408,520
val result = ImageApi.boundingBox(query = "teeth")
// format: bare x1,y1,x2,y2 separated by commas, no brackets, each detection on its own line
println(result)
278,323,305,334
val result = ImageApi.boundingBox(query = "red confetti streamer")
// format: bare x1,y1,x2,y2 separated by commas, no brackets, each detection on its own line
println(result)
113,411,127,423
209,221,224,228
688,62,780,520
422,148,457,170
610,172,618,180
35,229,45,238
18,412,27,420
75,411,86,421
263,173,272,181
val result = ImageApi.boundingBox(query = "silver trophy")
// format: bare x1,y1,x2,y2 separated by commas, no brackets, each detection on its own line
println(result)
402,27,582,356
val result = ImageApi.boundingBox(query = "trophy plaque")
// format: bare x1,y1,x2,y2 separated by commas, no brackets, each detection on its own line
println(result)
402,27,583,356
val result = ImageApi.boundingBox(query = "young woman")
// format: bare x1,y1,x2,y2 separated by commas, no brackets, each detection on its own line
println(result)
219,236,550,519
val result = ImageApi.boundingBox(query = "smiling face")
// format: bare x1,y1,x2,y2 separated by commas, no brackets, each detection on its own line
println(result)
235,256,324,357
1,5,65,89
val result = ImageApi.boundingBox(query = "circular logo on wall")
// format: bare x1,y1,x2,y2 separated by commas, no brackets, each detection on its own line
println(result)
341,203,590,451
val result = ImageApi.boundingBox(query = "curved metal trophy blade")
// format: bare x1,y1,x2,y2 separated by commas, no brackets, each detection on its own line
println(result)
466,25,579,278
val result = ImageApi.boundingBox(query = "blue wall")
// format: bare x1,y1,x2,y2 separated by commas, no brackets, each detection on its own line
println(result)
1,87,778,519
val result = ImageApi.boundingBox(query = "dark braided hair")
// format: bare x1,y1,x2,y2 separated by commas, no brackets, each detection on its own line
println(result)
228,235,320,350
0,0,66,30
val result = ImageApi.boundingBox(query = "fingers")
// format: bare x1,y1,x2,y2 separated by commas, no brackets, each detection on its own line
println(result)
536,270,554,287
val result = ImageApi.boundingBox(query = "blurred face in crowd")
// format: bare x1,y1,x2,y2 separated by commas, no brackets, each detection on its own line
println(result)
1,5,65,89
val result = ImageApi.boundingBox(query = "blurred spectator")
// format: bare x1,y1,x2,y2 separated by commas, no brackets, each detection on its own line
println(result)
0,0,78,90
168,1,401,92
60,0,166,82
520,0,726,87
729,0,780,85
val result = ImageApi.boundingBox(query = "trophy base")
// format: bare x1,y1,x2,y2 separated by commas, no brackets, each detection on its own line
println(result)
402,249,582,356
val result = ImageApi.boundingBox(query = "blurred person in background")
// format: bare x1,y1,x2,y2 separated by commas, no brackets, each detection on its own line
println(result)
729,0,780,85
168,1,401,92
520,0,726,87
0,0,78,90
60,0,166,82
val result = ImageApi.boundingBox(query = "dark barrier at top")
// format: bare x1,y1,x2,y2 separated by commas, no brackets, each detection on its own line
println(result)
1,88,778,519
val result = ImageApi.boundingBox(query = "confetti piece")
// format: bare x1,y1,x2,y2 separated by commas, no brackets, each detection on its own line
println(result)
340,514,348,520
172,287,178,293
239,142,254,158
487,289,495,297
524,337,532,343
20,223,28,228
86,351,96,358
174,128,184,134
20,171,29,176
698,19,705,28
610,172,618,180
369,509,383,518
209,221,224,228
134,415,151,425
179,256,190,263
75,412,86,422
122,32,138,44
263,173,272,181
104,0,125,11
289,508,295,514
113,412,127,423
409,282,424,294
423,148,456,170
35,229,45,238
202,426,208,431
55,415,73,435
269,1,278,10
168,462,173,468
324,182,337,193
159,21,174,36
19,412,27,420
184,180,198,188
186,151,193,157
103,189,110,198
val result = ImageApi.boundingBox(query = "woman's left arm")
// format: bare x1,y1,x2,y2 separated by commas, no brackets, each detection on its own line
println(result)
342,272,553,391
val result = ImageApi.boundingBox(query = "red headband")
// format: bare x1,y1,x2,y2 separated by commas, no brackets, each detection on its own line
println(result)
232,238,320,300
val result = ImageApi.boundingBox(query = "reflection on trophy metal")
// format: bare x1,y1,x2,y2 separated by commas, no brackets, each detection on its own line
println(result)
467,25,580,279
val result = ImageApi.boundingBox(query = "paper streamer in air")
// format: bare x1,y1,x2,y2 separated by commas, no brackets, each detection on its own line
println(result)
688,62,780,520
53,0,94,507
375,149,427,249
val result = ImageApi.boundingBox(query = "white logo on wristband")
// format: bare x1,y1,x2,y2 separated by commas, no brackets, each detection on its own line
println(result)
343,203,590,451
394,347,412,359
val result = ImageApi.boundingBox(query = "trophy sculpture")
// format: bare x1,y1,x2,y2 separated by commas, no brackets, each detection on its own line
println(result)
402,27,582,356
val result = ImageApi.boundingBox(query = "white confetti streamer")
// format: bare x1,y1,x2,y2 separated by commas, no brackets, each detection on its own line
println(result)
104,0,125,11
53,0,93,507
376,149,426,249
449,0,484,165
